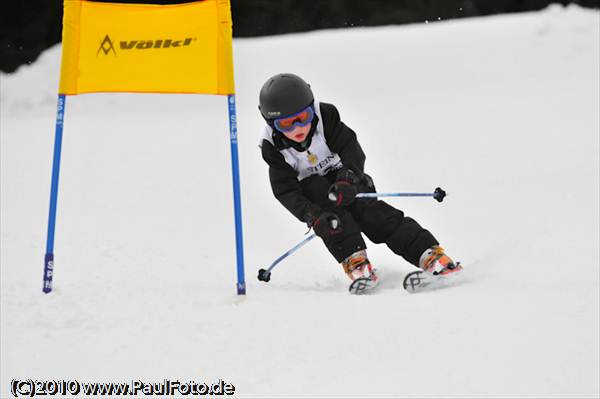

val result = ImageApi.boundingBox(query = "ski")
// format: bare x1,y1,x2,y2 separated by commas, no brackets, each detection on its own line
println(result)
349,276,378,295
403,266,463,293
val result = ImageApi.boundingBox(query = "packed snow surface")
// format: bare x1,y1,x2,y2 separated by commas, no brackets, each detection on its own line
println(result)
2,5,599,398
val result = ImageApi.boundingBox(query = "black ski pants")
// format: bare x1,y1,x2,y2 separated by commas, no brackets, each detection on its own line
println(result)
300,172,438,265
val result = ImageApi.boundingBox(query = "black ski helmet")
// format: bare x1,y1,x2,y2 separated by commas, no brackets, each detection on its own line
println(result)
259,73,314,120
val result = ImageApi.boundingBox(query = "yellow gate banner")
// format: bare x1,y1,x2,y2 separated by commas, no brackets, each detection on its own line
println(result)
59,0,235,95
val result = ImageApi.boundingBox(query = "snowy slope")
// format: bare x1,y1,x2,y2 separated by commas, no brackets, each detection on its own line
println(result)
1,5,599,398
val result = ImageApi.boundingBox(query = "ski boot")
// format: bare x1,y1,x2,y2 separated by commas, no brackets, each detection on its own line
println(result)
419,246,462,276
402,246,463,293
342,250,378,294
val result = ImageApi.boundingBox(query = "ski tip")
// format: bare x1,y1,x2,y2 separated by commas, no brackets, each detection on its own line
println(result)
403,267,464,293
348,277,378,295
403,270,425,293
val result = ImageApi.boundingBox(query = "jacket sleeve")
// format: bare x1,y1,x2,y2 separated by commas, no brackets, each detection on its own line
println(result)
319,102,366,175
261,139,319,223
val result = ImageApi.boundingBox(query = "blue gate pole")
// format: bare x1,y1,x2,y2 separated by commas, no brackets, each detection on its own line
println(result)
227,94,246,295
43,94,66,294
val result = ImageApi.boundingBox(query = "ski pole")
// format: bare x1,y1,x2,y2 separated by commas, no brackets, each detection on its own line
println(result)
356,187,447,202
258,188,446,283
258,233,317,282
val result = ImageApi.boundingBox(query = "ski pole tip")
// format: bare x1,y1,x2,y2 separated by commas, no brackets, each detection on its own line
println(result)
433,187,447,202
258,268,271,282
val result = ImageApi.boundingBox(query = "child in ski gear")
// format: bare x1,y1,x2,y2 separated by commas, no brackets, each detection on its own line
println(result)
258,73,460,293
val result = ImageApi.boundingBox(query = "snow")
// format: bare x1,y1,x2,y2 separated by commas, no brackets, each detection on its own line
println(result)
1,4,599,397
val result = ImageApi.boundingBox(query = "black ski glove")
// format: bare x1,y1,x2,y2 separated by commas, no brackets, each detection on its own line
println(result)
304,206,342,238
336,168,362,185
312,212,342,238
328,169,361,207
328,181,358,207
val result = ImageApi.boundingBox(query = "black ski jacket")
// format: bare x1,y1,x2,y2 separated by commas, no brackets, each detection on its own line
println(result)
260,102,366,223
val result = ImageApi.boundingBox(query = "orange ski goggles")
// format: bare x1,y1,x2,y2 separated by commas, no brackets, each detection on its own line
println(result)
274,105,314,133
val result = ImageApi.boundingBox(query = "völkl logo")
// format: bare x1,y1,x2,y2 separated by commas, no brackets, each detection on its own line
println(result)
97,34,196,56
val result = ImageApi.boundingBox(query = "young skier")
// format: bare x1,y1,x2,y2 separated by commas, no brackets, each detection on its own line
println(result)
258,73,461,293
